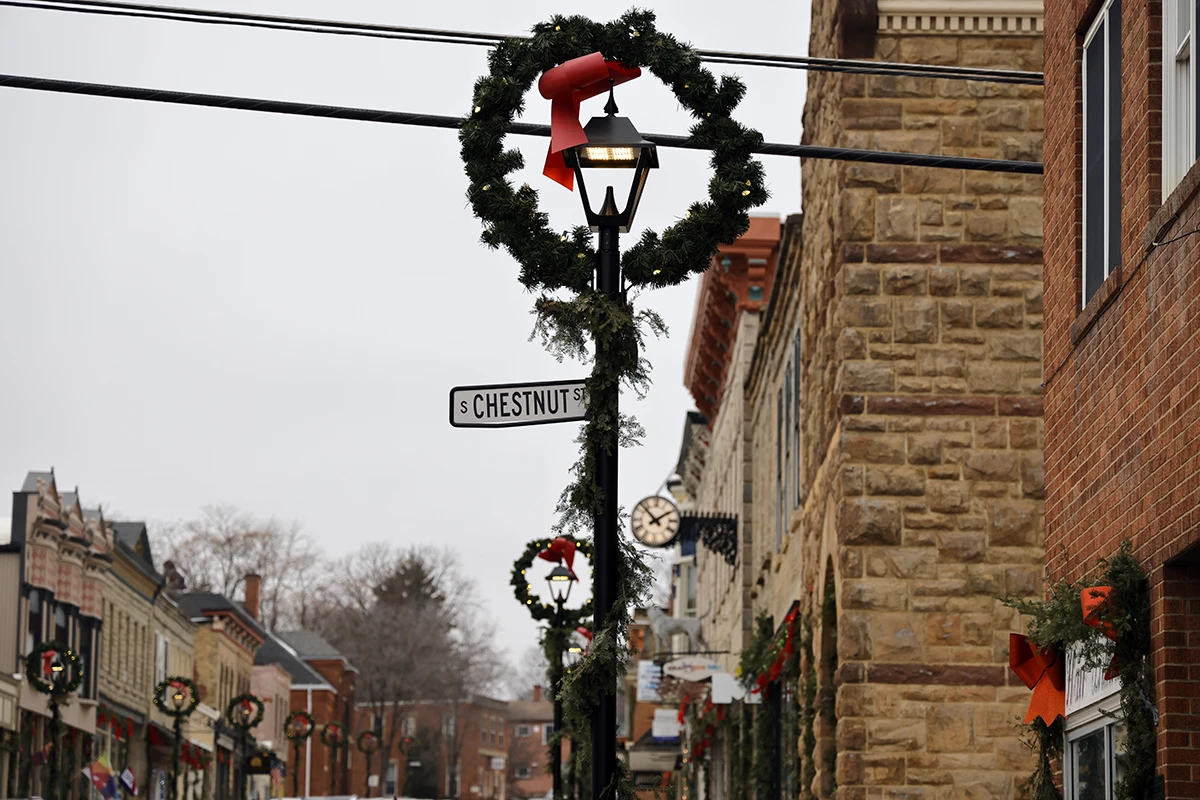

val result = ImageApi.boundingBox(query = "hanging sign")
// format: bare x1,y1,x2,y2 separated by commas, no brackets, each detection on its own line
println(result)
637,660,663,702
662,657,722,681
449,379,589,428
650,709,681,740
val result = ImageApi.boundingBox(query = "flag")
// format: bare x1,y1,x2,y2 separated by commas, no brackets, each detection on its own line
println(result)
31,741,52,766
121,767,138,795
83,752,120,800
269,762,283,789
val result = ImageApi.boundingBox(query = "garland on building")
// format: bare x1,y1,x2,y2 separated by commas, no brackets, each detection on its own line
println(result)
225,694,264,730
1002,542,1153,800
153,677,200,717
25,641,83,697
511,536,595,625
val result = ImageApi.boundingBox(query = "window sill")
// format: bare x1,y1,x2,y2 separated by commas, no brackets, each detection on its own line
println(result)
1145,157,1200,251
1070,262,1123,345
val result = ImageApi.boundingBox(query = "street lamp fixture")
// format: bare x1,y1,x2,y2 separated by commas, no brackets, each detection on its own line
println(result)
546,564,576,604
564,84,658,234
171,689,187,713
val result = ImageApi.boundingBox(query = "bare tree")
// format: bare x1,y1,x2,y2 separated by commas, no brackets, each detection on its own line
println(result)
507,645,550,701
315,544,504,796
151,504,322,630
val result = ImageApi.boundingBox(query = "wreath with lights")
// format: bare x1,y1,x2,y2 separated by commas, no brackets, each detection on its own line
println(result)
25,641,83,697
284,710,315,741
153,677,200,717
225,694,264,730
511,537,594,625
320,721,348,748
356,731,380,754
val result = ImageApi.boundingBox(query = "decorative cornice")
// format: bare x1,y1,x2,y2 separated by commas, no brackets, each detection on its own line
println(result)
877,0,1043,33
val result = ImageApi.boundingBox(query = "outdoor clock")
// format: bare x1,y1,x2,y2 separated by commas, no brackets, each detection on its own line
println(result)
630,495,682,547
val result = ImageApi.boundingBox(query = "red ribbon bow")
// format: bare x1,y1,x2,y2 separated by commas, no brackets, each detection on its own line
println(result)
41,650,58,678
1082,586,1120,679
1008,634,1065,725
537,537,579,580
537,52,641,190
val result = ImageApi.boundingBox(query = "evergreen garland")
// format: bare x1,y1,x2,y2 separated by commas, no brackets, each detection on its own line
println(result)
153,677,200,717
1002,542,1154,800
225,694,264,730
25,641,83,697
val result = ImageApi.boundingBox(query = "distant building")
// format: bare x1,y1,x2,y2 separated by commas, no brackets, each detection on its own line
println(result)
2,471,110,800
505,686,554,800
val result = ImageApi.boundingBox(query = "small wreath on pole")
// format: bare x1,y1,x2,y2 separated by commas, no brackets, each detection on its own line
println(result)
154,677,200,718
284,711,315,741
460,10,767,293
25,641,83,697
225,694,264,730
511,536,594,625
356,731,380,755
320,721,348,748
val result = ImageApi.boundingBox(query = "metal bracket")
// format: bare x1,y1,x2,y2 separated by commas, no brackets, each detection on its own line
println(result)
679,513,738,566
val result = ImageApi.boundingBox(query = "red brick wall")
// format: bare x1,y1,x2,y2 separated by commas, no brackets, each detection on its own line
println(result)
1044,0,1200,792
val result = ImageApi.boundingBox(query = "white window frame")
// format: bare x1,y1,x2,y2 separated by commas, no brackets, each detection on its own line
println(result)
1164,0,1197,193
1082,0,1124,306
1063,697,1126,799
514,767,532,780
514,724,531,738
541,722,555,745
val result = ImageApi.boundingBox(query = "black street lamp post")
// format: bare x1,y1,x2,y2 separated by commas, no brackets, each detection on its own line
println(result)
564,81,657,800
47,661,67,800
545,565,577,800
226,695,262,800
155,678,199,800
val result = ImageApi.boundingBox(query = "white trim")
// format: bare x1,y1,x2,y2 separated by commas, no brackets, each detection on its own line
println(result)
1081,0,1122,307
876,0,1043,32
1163,0,1197,194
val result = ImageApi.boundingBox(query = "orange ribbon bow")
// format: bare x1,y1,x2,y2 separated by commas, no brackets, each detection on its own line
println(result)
537,536,579,580
1009,633,1065,725
1082,585,1120,679
537,52,641,190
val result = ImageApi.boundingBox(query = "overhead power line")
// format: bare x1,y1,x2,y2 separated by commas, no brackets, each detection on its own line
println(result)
2,0,1044,85
0,73,1044,174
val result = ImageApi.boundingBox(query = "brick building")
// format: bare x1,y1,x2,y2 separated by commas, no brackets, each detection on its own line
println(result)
672,0,1050,796
1043,0,1200,791
505,688,554,800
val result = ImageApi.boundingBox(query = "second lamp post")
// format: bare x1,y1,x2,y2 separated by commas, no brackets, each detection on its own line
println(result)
545,564,577,800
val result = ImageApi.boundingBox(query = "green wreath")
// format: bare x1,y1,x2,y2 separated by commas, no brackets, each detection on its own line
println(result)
511,537,594,625
154,676,200,717
320,721,348,748
356,731,380,754
25,641,83,697
284,710,315,741
225,694,264,730
460,10,767,293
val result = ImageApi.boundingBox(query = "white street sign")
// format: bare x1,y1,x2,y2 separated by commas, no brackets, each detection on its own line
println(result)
662,656,722,681
449,379,589,428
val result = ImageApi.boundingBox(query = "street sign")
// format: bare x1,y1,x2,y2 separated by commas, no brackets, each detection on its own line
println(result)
662,656,722,681
449,379,589,428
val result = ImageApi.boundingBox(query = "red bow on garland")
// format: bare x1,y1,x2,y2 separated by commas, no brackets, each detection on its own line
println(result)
538,537,580,580
751,608,800,696
1082,585,1121,680
537,52,642,190
41,649,59,678
1008,634,1065,725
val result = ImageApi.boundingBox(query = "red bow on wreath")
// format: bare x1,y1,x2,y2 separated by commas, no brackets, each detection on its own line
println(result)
538,537,580,580
1008,634,1065,725
41,650,58,678
537,52,641,190
1082,585,1121,680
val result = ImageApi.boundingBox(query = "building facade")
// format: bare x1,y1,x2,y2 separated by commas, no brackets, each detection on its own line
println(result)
506,688,553,800
2,472,109,800
1043,0,1200,791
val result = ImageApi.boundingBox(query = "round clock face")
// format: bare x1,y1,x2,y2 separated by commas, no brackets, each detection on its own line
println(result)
630,495,681,547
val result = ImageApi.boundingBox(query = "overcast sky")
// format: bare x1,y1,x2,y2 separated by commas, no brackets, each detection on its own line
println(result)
0,0,807,676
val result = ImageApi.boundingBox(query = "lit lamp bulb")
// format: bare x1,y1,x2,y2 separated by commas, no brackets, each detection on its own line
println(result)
582,146,637,164
172,691,186,712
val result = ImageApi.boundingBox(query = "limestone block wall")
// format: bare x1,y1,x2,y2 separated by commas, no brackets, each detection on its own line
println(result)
781,8,1047,800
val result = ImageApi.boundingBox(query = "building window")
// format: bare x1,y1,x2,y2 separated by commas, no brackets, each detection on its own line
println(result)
384,761,398,796
775,389,784,552
1082,0,1123,305
1164,0,1197,192
793,330,802,507
1063,644,1128,799
154,633,170,686
26,588,44,654
402,715,416,737
54,604,69,645
515,767,532,780
515,724,531,738
542,723,555,745
442,713,456,739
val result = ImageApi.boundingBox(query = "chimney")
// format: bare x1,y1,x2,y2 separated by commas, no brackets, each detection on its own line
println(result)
244,573,261,620
532,685,542,702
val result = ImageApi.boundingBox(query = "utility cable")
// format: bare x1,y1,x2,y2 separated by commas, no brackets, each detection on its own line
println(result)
0,72,1045,174
1,0,1045,85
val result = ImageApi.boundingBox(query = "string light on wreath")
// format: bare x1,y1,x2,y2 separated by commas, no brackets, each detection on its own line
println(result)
511,536,594,626
25,641,83,698
154,677,200,717
226,694,264,730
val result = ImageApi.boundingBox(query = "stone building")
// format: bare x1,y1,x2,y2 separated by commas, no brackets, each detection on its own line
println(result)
1,471,109,800
672,0,1049,796
1042,0,1200,790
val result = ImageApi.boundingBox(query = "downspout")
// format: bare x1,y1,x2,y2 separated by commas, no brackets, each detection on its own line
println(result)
305,688,312,798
